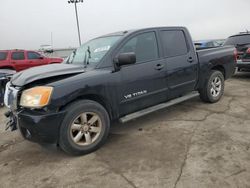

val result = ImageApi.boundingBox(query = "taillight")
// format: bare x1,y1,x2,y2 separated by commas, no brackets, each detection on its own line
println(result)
246,48,250,54
234,49,238,62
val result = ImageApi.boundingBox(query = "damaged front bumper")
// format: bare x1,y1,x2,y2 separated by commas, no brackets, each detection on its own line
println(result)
5,111,18,131
5,109,66,144
4,82,66,144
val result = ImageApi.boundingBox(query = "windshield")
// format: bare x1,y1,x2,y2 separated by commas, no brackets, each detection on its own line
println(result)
66,35,121,66
224,35,250,46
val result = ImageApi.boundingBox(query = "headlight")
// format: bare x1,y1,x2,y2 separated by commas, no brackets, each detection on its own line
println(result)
20,86,53,108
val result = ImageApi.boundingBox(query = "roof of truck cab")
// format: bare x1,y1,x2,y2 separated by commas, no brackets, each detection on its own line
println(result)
229,33,250,38
100,26,187,38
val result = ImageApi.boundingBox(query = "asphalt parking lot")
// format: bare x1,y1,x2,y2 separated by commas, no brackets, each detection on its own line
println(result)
1,72,250,188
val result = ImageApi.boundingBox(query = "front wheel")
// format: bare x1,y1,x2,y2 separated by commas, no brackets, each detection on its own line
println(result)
59,100,110,155
199,70,225,103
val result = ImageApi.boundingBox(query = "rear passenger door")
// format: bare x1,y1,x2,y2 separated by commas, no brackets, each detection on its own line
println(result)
160,29,198,98
10,51,27,71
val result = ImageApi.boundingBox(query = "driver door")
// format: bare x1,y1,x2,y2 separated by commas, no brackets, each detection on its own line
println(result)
116,31,168,116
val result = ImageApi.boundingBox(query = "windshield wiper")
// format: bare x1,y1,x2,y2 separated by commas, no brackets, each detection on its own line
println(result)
67,50,76,64
83,46,91,68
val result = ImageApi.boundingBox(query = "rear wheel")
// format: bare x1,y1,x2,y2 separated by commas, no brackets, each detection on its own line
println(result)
59,100,110,155
199,70,224,103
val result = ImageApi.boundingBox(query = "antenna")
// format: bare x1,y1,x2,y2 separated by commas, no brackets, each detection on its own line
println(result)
67,0,84,46
51,32,53,48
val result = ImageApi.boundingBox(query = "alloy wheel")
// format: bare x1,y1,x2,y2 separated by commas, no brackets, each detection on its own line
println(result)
70,112,102,146
210,76,222,97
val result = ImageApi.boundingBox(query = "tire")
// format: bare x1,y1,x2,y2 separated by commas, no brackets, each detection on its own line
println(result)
199,70,225,103
59,100,110,155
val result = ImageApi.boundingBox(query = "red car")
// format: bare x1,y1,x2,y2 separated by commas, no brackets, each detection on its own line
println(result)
0,50,63,72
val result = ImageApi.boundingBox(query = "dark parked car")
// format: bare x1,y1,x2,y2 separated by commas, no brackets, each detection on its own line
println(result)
194,39,225,50
224,32,250,71
4,27,236,155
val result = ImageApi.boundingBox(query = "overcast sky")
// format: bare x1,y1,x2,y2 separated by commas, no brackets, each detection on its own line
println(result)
0,0,249,50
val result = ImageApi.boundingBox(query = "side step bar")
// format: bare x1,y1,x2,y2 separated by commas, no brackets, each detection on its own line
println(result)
119,91,199,123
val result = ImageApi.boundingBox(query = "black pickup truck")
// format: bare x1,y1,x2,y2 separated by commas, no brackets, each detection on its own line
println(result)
4,27,236,155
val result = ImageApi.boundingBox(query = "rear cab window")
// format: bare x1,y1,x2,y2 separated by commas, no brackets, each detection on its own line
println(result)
0,52,7,60
160,30,188,57
11,52,25,60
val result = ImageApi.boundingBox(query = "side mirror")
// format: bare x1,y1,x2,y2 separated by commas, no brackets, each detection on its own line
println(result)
114,52,136,67
39,56,44,59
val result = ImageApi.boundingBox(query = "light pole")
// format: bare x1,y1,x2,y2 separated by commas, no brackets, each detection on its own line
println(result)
68,0,84,46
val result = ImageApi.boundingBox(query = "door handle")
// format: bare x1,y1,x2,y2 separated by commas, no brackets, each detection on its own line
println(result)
187,57,194,63
155,63,164,70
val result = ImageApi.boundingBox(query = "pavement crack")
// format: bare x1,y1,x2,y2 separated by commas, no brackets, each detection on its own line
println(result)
166,111,214,122
181,96,238,118
95,154,137,188
173,120,201,188
173,146,188,188
0,138,24,153
172,96,241,188
224,96,235,113
118,173,137,188
226,169,247,178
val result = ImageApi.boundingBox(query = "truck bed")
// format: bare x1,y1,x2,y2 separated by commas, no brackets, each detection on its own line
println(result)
195,46,236,89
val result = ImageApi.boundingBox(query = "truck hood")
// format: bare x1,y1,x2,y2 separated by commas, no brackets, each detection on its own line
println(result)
11,64,85,87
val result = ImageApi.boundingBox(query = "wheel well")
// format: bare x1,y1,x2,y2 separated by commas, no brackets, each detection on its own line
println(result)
60,94,113,120
211,65,225,78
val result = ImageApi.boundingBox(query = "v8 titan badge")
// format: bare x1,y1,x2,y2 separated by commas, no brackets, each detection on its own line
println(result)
124,90,147,99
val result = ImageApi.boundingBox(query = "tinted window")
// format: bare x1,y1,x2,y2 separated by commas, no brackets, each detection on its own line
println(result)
161,30,188,57
213,40,224,47
224,35,250,46
11,52,25,60
0,52,7,60
206,42,215,48
27,52,41,59
120,32,158,62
